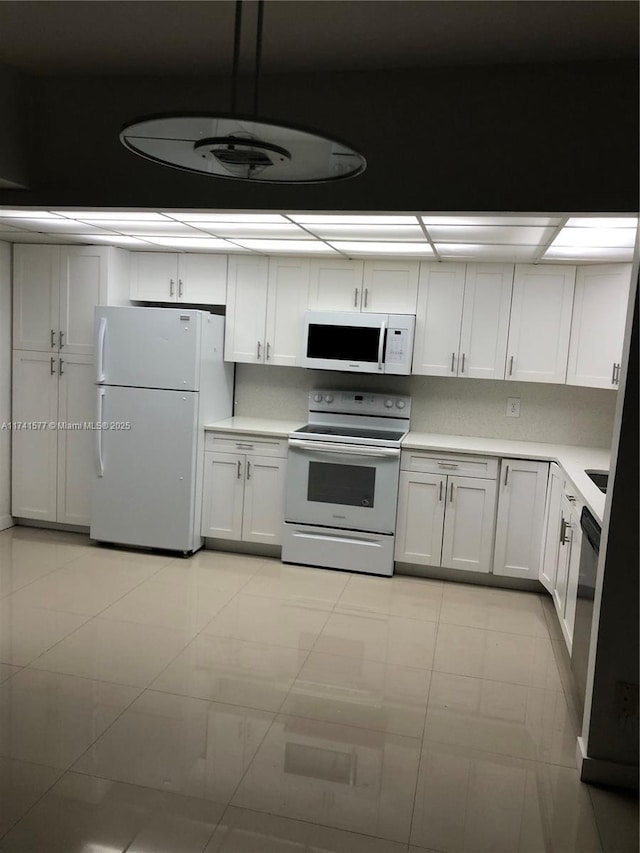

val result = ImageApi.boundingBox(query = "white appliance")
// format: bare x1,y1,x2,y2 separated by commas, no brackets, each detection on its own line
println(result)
282,390,411,576
301,311,415,374
90,306,233,554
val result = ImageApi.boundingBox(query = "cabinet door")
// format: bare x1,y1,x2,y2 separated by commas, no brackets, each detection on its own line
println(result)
130,252,178,302
56,354,95,525
413,262,465,375
59,247,108,355
493,459,548,579
539,463,564,593
242,455,286,544
458,263,513,380
178,253,227,304
201,451,244,540
362,260,419,314
13,244,59,352
11,351,59,521
265,257,310,366
566,263,632,389
394,471,446,565
441,475,497,574
224,256,269,363
562,511,582,650
506,265,575,383
307,259,364,311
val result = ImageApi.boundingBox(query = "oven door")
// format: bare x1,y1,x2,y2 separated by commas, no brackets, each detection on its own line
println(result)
286,439,401,533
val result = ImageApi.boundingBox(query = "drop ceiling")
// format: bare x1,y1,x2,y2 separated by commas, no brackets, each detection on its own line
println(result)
0,210,636,263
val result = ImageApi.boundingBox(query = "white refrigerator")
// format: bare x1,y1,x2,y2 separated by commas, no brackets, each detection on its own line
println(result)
90,306,233,554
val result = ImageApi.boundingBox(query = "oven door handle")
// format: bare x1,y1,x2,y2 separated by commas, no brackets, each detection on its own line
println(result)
288,439,400,459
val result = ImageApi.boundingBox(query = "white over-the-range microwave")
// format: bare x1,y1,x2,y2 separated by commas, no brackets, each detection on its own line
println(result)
301,311,415,374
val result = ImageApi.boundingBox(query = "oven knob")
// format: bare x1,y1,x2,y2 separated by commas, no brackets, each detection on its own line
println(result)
384,399,394,408
396,400,406,409
324,394,334,403
313,393,323,403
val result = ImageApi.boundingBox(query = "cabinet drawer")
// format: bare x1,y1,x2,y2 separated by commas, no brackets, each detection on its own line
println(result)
205,431,287,457
401,450,498,479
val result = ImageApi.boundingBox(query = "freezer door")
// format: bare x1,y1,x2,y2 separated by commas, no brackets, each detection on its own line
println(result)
90,386,200,552
96,306,201,390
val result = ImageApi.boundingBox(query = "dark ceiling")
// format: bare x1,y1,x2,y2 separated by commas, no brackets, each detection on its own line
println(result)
0,0,637,77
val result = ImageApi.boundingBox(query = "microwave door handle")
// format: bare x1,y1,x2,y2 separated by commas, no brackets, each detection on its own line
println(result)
378,320,386,371
288,439,400,459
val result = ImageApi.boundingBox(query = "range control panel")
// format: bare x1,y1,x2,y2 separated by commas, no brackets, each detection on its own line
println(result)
309,390,412,417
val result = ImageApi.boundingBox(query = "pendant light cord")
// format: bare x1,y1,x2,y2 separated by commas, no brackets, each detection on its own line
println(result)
253,0,264,118
230,0,243,114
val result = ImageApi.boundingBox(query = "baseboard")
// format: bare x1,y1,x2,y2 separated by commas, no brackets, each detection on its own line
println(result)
14,518,90,534
577,736,639,790
0,514,13,532
394,561,542,592
204,537,282,559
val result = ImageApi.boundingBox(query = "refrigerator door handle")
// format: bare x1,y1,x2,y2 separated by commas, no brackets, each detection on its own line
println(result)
96,388,105,477
97,316,107,382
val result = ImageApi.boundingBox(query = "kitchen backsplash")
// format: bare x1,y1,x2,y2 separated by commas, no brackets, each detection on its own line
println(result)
234,364,617,448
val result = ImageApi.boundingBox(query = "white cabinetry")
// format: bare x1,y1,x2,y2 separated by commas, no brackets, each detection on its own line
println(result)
539,462,564,593
505,265,576,383
493,458,549,580
130,252,227,304
552,487,583,652
395,451,498,573
225,256,309,365
566,263,632,389
413,262,513,379
308,259,418,313
202,432,287,545
12,351,94,525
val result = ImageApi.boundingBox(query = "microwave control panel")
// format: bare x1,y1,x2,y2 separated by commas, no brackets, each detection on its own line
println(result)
385,327,411,364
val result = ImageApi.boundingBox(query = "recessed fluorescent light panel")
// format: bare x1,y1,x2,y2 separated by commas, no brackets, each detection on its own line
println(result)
304,224,425,241
550,227,637,248
0,209,65,219
197,223,308,239
54,210,169,221
543,246,634,261
171,213,287,223
93,221,203,236
329,241,434,256
425,225,555,245
422,215,562,227
290,215,418,225
231,239,337,253
143,237,233,250
435,243,538,261
566,217,638,228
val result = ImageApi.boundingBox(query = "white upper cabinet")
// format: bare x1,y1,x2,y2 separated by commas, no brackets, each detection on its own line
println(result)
14,245,128,354
506,264,576,383
307,259,364,311
413,262,466,375
130,252,227,304
566,263,632,389
458,263,514,379
361,260,419,313
265,257,310,366
225,255,270,363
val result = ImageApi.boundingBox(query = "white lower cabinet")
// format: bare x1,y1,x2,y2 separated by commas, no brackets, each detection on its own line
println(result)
12,350,94,525
395,452,498,574
539,463,564,592
493,458,549,580
202,433,287,545
551,488,583,652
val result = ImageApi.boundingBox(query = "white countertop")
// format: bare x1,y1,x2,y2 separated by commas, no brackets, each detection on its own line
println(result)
403,431,609,524
204,417,305,438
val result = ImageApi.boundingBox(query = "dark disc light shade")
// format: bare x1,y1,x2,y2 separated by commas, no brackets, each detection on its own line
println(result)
119,114,367,183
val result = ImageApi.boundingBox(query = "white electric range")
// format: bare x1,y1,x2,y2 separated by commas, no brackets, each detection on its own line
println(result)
282,389,411,576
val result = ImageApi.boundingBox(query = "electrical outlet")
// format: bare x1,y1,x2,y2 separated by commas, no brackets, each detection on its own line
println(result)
615,681,639,720
506,397,521,418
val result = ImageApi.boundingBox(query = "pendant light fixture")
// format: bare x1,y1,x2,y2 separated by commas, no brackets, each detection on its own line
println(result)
119,1,366,183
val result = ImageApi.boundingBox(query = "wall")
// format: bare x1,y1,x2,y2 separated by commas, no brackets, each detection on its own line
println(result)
234,365,616,448
0,59,636,211
0,65,31,188
0,241,12,529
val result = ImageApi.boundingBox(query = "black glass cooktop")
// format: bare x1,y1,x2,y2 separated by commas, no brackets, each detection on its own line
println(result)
294,425,406,441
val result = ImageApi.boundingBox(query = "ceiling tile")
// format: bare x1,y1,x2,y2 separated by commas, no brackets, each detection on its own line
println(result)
90,221,204,236
543,246,635,262
290,215,418,225
421,215,562,227
435,243,538,261
425,225,555,245
142,237,234,250
171,213,287,223
232,239,337,253
329,241,434,256
566,217,638,228
305,224,426,241
551,227,637,248
197,223,309,239
53,210,170,221
0,218,114,234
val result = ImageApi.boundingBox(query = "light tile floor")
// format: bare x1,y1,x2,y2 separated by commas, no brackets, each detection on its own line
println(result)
0,526,637,852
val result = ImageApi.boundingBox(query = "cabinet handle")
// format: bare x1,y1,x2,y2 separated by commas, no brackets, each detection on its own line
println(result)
237,460,242,479
257,341,262,360
451,352,455,373
266,342,271,360
59,331,65,348
50,356,56,375
59,358,64,375
504,465,509,487
178,279,183,298
439,480,443,501
354,287,359,308
461,353,466,373
509,355,514,376
612,362,621,385
364,288,369,308
438,462,459,469
559,518,566,545
169,279,175,297
51,329,56,349
236,443,254,450
449,482,454,503
246,460,252,480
